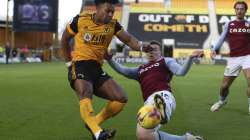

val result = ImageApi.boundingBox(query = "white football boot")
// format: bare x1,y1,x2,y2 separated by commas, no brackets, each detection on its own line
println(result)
248,107,250,115
185,133,204,140
210,100,227,112
154,94,168,124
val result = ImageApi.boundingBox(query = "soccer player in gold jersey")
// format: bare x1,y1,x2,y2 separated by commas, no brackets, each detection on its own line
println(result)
61,0,152,140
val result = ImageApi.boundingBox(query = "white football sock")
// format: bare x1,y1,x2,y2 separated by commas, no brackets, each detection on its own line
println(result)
248,98,250,108
95,130,101,139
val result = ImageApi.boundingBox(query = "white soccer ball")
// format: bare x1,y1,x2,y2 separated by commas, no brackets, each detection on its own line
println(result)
136,105,161,129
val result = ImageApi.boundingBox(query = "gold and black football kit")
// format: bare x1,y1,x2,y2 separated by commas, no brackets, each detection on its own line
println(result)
67,13,123,89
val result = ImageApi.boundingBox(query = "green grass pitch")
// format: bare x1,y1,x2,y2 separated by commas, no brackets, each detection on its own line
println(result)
0,62,250,140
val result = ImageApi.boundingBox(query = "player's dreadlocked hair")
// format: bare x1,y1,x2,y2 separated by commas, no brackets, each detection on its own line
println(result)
234,1,248,10
94,0,119,6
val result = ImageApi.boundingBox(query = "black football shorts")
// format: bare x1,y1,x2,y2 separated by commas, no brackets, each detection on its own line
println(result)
68,60,111,90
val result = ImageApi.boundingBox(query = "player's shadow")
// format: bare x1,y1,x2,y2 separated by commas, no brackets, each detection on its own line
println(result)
224,108,248,116
207,103,248,116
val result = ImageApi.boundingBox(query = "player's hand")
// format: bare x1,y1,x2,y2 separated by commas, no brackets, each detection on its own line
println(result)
141,42,154,52
210,50,216,59
190,49,204,58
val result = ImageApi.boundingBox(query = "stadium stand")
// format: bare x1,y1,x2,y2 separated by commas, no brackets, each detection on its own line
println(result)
170,0,208,14
128,0,208,13
215,0,250,14
171,0,207,9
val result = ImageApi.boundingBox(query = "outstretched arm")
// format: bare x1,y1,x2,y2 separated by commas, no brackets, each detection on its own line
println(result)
166,50,204,76
116,29,153,52
211,22,229,52
108,59,139,80
166,57,194,76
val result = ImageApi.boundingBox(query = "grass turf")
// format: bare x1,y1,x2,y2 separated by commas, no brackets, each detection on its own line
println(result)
0,62,249,140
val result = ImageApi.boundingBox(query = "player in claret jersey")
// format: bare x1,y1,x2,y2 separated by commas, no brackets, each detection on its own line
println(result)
107,40,204,140
210,1,250,114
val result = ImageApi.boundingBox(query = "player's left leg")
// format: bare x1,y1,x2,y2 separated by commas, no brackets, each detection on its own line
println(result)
241,54,250,114
244,70,250,115
139,91,203,140
136,124,157,140
136,124,203,140
94,77,128,125
242,68,250,114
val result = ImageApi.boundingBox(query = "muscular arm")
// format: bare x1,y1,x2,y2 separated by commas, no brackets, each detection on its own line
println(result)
61,15,79,62
61,29,74,62
212,22,229,52
165,57,194,76
108,59,139,80
116,30,141,51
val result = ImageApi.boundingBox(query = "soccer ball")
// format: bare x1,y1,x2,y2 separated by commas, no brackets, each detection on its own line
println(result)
136,105,161,129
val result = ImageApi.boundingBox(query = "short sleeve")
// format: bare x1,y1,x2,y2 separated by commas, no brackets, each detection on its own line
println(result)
114,21,123,35
67,15,79,35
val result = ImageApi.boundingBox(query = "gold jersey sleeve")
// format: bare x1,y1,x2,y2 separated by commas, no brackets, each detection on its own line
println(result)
66,13,123,65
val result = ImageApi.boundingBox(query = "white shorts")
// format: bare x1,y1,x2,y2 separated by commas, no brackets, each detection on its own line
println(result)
224,55,250,76
144,90,176,123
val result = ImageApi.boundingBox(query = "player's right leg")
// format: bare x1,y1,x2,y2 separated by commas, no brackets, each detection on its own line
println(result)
242,55,250,114
68,61,113,140
74,80,103,139
210,57,240,112
154,94,168,124
146,91,176,124
210,76,236,112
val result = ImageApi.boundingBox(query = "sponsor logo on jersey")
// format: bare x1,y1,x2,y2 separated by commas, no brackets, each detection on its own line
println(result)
83,33,107,45
139,63,160,74
83,33,92,42
104,27,110,33
91,34,106,44
229,28,250,33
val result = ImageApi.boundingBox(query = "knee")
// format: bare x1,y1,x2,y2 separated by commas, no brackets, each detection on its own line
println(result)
136,125,154,140
115,92,128,103
76,86,93,99
137,135,147,140
136,131,148,140
119,94,128,103
136,131,153,140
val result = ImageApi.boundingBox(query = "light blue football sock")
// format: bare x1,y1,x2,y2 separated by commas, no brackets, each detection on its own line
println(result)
155,131,185,140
